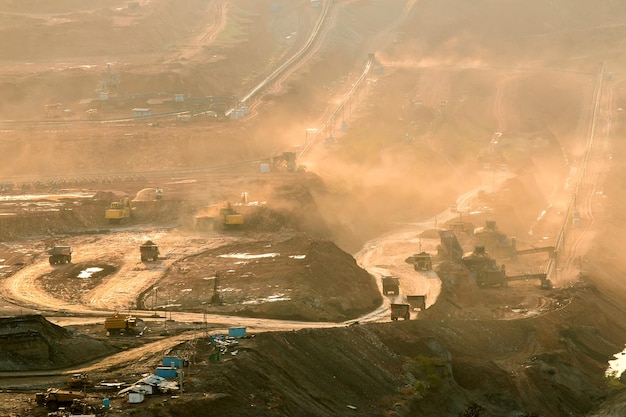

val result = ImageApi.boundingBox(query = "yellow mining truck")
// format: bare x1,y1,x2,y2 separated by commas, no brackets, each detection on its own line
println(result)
105,197,133,223
104,313,142,336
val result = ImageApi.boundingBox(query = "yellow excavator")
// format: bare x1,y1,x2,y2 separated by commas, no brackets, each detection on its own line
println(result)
219,202,244,227
105,197,133,223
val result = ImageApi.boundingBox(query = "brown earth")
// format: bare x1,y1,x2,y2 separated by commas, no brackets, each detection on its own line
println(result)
2,0,626,416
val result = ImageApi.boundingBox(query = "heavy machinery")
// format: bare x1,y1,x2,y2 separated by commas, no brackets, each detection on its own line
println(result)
219,202,244,228
462,246,552,289
105,197,133,223
140,240,159,261
271,151,297,172
66,373,94,390
405,251,432,271
35,388,85,411
437,230,464,262
104,312,142,335
381,276,400,295
510,241,556,261
390,303,410,321
407,295,427,311
48,246,72,265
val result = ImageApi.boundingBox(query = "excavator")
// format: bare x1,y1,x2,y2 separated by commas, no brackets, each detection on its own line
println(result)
105,197,133,223
219,202,244,228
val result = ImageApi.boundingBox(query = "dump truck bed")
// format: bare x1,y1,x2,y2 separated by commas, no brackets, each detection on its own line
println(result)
47,246,72,255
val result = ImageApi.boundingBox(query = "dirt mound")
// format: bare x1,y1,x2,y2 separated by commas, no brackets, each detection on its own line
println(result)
150,233,382,322
0,315,117,372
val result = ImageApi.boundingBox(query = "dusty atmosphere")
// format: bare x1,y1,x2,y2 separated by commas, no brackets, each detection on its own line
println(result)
1,0,626,416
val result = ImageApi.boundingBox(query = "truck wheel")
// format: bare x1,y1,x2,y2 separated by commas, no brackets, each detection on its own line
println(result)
47,401,59,411
49,256,54,265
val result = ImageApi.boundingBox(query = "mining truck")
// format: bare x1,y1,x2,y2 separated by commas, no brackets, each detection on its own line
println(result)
104,313,142,335
407,295,427,311
390,303,410,321
140,240,159,261
35,388,84,411
48,246,72,265
382,276,400,295
105,197,133,223
405,251,432,271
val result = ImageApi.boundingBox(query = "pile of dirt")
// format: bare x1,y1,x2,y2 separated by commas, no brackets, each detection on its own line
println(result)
150,232,382,322
0,315,118,372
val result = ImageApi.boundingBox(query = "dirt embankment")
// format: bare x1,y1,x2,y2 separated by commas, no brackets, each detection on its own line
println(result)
0,315,118,372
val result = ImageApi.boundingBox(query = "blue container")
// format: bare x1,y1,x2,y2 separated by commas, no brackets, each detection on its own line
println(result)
228,326,247,338
155,366,178,379
162,356,182,368
103,398,110,408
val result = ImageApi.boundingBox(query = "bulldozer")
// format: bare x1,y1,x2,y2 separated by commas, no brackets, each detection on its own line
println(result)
105,197,133,223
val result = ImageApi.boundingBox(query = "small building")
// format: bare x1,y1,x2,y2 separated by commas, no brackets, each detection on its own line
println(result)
132,108,151,118
162,356,185,369
311,0,320,7
127,390,145,404
228,326,247,338
155,366,177,379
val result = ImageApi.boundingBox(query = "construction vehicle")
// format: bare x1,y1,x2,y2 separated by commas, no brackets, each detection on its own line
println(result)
462,246,552,289
140,240,159,261
405,251,432,271
66,373,94,390
105,197,133,223
407,295,427,311
48,246,72,265
381,276,400,295
390,303,410,321
35,388,85,411
437,230,464,262
272,151,297,172
104,312,142,335
155,188,163,200
219,202,244,228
